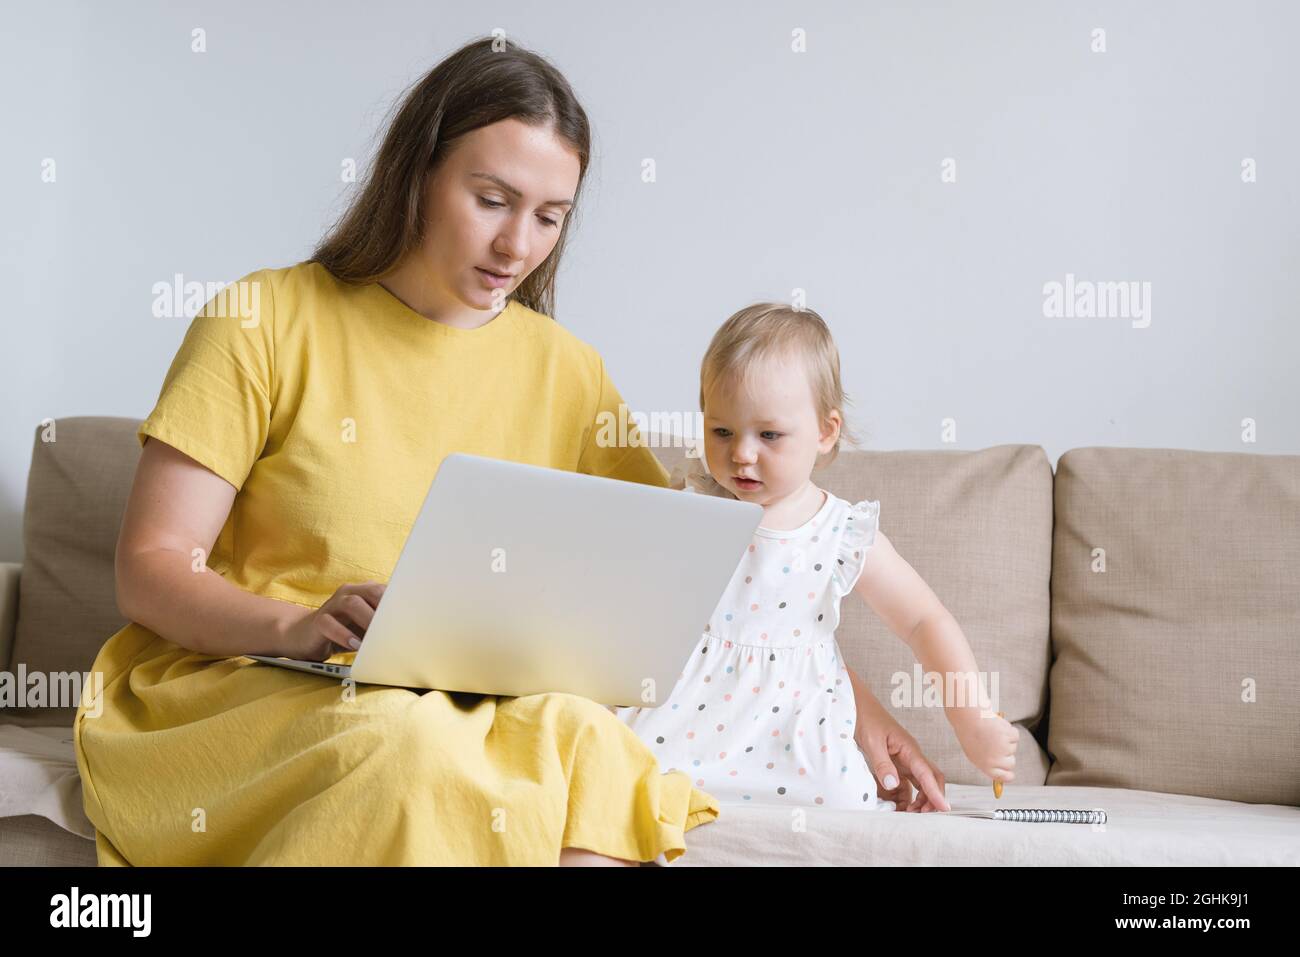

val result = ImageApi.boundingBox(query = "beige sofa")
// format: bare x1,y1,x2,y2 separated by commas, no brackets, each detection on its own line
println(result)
2,417,1297,866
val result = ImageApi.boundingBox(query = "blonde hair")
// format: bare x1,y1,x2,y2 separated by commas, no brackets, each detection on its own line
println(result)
699,302,863,468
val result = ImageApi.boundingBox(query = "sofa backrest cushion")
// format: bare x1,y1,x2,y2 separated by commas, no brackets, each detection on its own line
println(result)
9,418,139,685
651,440,1054,787
1047,447,1300,806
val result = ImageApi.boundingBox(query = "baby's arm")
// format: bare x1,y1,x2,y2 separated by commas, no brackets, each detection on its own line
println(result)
850,530,990,717
850,531,1018,782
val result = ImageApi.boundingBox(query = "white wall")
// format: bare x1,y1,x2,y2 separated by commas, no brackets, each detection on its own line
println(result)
3,0,1297,561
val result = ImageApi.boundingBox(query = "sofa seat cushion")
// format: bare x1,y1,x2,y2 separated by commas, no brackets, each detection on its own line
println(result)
0,723,95,840
0,814,97,866
676,783,1300,866
6,727,1295,867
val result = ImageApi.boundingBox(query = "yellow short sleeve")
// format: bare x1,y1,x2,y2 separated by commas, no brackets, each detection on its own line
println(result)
137,269,275,491
576,354,670,488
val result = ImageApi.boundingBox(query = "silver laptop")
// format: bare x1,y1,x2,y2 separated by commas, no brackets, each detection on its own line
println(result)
247,451,761,706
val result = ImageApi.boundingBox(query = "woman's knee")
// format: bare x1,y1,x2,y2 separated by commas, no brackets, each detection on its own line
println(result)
559,846,640,866
539,691,626,732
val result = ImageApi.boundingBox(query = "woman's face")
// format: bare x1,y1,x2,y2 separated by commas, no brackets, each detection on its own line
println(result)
417,118,581,312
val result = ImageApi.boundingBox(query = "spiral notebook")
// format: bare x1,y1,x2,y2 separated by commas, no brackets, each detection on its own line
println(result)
944,808,1108,824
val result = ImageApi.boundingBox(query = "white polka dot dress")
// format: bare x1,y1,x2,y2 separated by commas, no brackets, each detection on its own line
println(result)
613,454,892,811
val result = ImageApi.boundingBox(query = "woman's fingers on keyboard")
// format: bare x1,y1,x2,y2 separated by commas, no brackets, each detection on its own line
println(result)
320,613,360,650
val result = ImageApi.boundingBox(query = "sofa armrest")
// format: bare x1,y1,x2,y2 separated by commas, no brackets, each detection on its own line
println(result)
0,562,20,673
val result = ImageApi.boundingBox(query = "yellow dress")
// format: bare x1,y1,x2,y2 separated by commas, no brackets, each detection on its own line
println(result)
73,261,719,865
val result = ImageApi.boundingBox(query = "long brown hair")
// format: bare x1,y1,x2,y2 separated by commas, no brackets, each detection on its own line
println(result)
310,36,592,319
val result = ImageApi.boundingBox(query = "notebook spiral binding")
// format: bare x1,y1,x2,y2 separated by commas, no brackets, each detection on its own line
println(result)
994,808,1107,824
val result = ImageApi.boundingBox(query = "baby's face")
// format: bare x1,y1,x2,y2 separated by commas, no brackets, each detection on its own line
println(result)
701,354,839,505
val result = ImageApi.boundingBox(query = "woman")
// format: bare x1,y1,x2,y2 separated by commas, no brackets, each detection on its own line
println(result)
75,36,713,867
75,36,942,866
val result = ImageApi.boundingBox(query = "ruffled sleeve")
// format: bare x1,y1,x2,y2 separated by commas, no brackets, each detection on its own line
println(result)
831,499,881,597
668,450,738,500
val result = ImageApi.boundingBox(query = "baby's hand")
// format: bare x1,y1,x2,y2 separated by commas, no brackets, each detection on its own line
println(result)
952,710,1019,787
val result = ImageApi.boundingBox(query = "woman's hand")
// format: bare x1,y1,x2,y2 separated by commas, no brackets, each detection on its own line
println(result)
279,581,387,661
950,708,1019,789
855,707,951,812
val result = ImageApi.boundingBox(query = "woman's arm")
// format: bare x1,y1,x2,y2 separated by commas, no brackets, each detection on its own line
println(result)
846,662,950,811
114,437,303,658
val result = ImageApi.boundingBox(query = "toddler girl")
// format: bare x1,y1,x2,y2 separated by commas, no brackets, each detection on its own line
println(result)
614,303,1018,810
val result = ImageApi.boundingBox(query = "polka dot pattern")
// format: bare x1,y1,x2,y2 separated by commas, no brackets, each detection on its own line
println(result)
611,491,887,811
